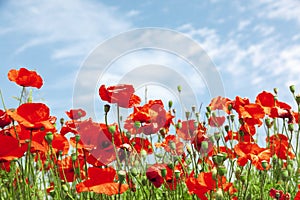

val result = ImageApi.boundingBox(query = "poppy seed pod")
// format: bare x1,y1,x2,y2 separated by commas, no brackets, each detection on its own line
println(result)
274,87,278,95
215,188,224,200
134,121,141,129
130,167,139,177
71,153,77,162
104,104,110,113
261,160,268,169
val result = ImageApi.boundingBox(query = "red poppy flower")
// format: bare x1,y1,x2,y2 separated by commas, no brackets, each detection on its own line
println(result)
186,171,215,200
234,142,271,170
256,91,294,123
0,134,27,161
208,115,225,127
8,68,43,89
176,120,198,140
130,137,153,154
209,96,232,114
146,163,176,189
192,124,214,155
125,100,173,135
267,134,294,160
99,84,141,108
269,188,291,200
155,135,184,155
0,109,12,128
7,103,54,130
76,167,128,195
69,119,116,165
224,130,254,143
58,155,85,182
65,109,86,120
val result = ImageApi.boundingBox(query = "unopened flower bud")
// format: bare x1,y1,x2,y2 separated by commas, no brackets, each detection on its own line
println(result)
104,104,110,113
174,170,181,179
168,100,173,109
185,111,190,120
169,141,176,151
215,188,224,200
167,163,174,169
140,149,147,158
282,169,289,180
75,134,80,143
130,167,139,177
71,153,77,162
288,123,294,132
206,106,211,113
134,121,141,129
261,160,268,169
296,95,300,105
191,105,196,113
176,121,182,129
45,132,53,144
118,170,126,183
217,165,227,176
108,125,116,134
177,85,182,93
265,118,272,128
62,184,68,192
60,118,64,126
289,85,295,94
161,168,167,177
201,141,208,150
224,125,230,132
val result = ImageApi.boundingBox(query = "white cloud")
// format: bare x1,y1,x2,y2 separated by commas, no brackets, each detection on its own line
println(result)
257,0,300,24
1,0,132,60
126,10,140,17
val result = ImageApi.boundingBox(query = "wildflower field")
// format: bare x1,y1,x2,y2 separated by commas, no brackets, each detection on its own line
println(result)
1,67,300,200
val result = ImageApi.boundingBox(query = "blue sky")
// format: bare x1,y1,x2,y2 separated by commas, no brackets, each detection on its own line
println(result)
1,0,300,121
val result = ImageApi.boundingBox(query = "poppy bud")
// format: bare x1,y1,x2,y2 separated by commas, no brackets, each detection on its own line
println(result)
217,166,227,176
281,169,289,180
214,132,222,141
274,87,278,95
177,85,182,93
261,160,268,169
186,144,192,154
191,105,196,113
240,174,246,182
195,112,200,119
71,153,77,162
174,170,181,179
60,118,64,126
215,188,224,200
75,134,80,143
296,95,300,105
212,153,224,166
265,118,272,128
45,132,53,144
141,176,148,185
206,106,211,113
130,167,139,177
205,112,210,119
185,111,190,120
176,121,182,129
238,130,244,136
140,149,147,158
104,104,110,113
161,168,167,177
108,125,116,134
289,85,295,94
62,184,68,192
134,121,141,129
224,125,230,132
235,167,241,179
168,100,173,109
212,167,218,180
230,114,235,122
118,170,127,183
169,141,176,151
288,123,294,132
201,141,208,150
227,104,233,111
168,163,174,169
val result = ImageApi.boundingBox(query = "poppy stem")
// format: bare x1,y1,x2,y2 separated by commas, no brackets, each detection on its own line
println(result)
19,87,25,105
0,89,6,110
